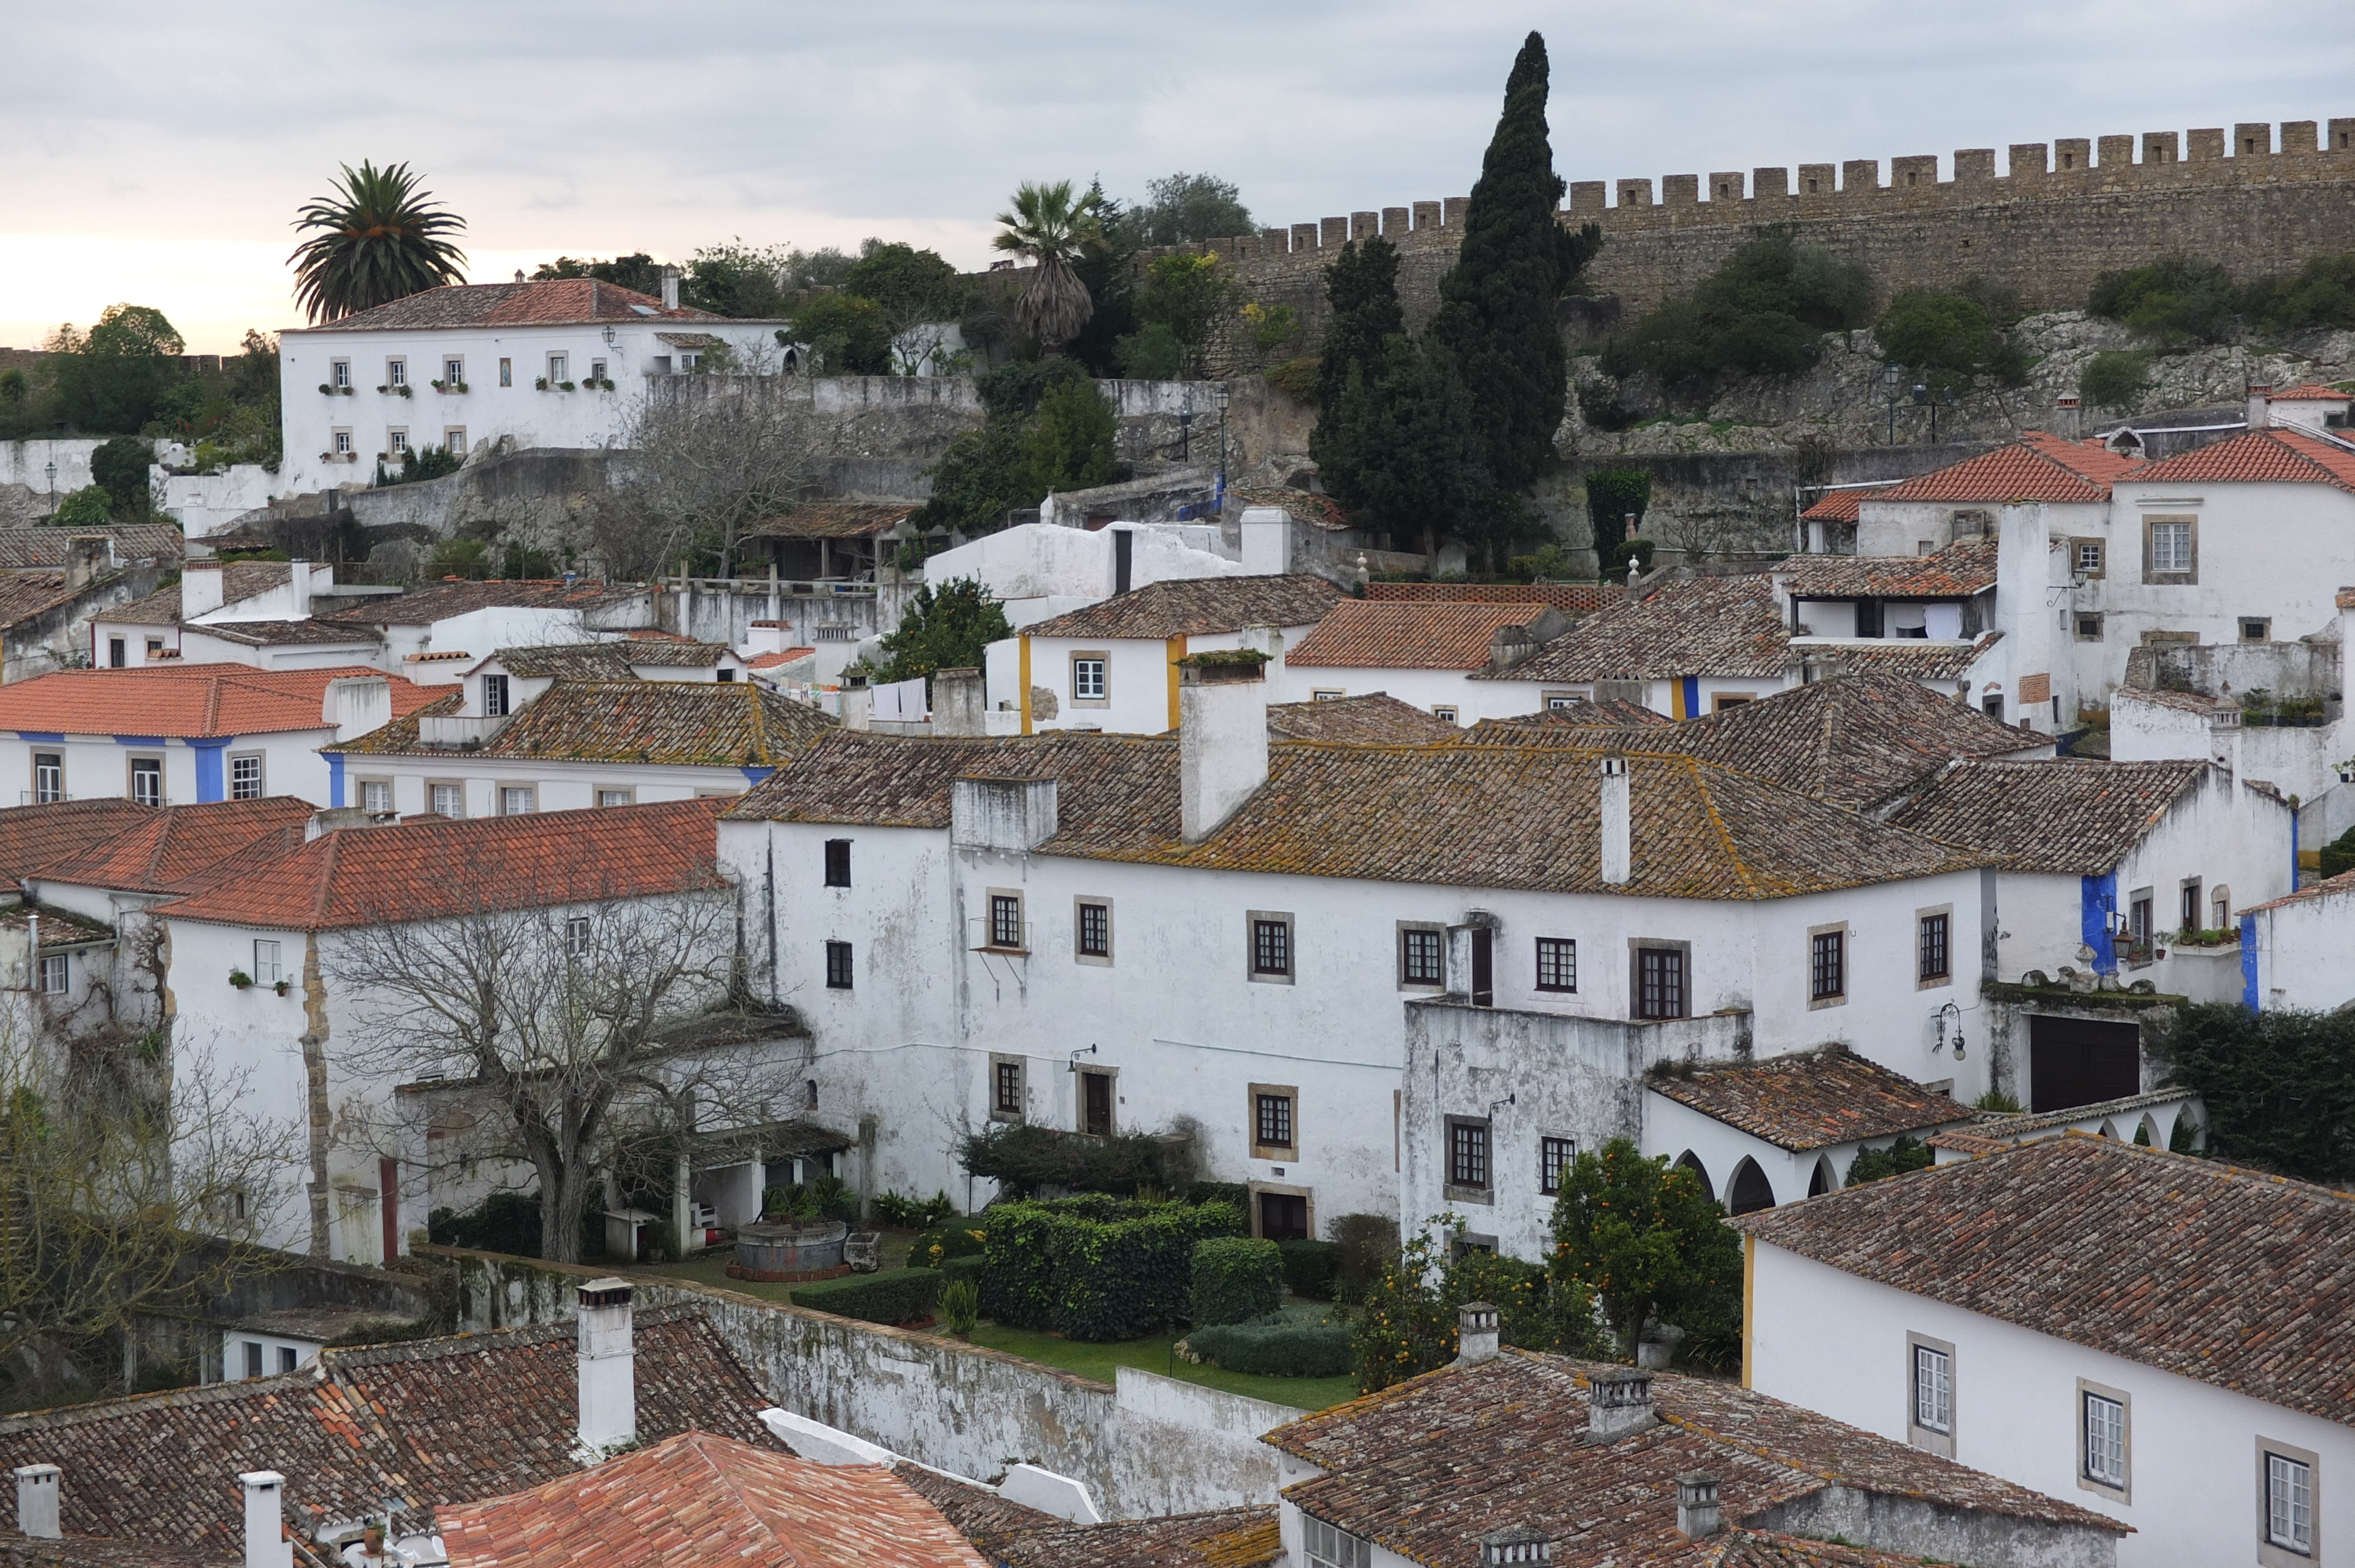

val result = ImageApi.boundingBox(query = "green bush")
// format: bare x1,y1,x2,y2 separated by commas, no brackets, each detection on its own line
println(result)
2078,350,2150,410
1265,356,1320,406
1185,1180,1249,1212
1845,1134,1935,1187
980,1196,1246,1341
941,1276,981,1336
1275,1238,1338,1301
1192,1237,1284,1326
2246,253,2355,335
872,1190,957,1230
941,1253,984,1290
1352,1221,1594,1392
51,486,113,528
2319,824,2355,881
959,1121,1189,1197
790,1268,945,1327
2150,1003,2355,1180
2087,257,2240,348
906,1221,988,1269
89,436,151,514
1602,237,1872,400
1186,1319,1354,1378
1873,285,2028,392
427,1191,543,1256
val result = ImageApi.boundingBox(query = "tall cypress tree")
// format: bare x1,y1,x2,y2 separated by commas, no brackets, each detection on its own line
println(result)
1318,335,1488,564
1315,237,1404,410
1432,32,1577,493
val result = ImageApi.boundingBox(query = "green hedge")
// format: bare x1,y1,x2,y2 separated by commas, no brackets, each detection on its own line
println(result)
905,1221,988,1269
1186,1319,1354,1378
1192,1237,1283,1326
941,1254,984,1290
981,1196,1246,1341
790,1268,944,1326
1275,1239,1338,1301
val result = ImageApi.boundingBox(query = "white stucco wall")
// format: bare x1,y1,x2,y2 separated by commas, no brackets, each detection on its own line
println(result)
0,727,339,808
2248,879,2355,1012
922,521,1239,610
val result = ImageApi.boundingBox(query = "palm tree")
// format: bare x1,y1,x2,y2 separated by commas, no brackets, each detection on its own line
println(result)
288,161,469,323
991,180,1101,354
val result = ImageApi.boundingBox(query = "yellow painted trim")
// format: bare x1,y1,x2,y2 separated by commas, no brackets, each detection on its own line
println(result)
1670,679,1688,721
1019,637,1033,735
1166,635,1186,732
1741,1231,1755,1388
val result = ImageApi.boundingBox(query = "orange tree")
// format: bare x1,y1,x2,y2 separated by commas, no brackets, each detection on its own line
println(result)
1550,1137,1740,1363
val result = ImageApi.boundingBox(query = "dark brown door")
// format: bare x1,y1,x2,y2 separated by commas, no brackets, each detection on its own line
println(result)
1080,1071,1113,1137
379,1158,400,1263
2029,1015,2141,1111
1258,1192,1308,1241
1470,929,1494,1007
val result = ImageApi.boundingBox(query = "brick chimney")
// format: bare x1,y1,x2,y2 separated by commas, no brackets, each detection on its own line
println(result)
576,1278,636,1457
238,1471,292,1568
1179,658,1270,843
1586,1367,1657,1442
1598,756,1631,886
2248,383,2274,430
13,1464,58,1539
1455,1302,1500,1366
1676,1473,1722,1538
1479,1526,1553,1565
182,559,225,620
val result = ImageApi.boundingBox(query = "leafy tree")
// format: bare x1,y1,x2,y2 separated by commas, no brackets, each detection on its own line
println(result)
2150,1004,2355,1181
51,305,187,434
0,370,23,407
2087,256,2240,348
1351,1216,1593,1392
2246,253,2355,334
290,161,468,323
787,293,893,374
1238,302,1301,370
88,436,152,516
1316,237,1405,410
1604,237,1873,401
994,181,1104,354
51,487,114,527
2319,822,2355,881
875,577,1014,686
1550,1137,1740,1360
1431,33,1598,493
2079,350,2150,410
533,253,665,295
838,243,976,334
784,245,861,291
686,241,791,318
1875,287,2028,394
1584,465,1651,564
1123,172,1254,247
917,360,1109,534
1065,182,1142,378
1026,378,1117,491
1113,322,1184,380
1843,1134,1935,1187
1123,253,1237,378
1315,337,1490,563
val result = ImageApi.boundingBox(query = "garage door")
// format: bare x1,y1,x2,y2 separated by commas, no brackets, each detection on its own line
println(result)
2028,1015,2142,1112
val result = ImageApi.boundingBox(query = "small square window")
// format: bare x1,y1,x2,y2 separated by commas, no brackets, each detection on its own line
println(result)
991,1057,1025,1119
1076,899,1112,961
1431,705,1459,723
430,782,465,818
360,779,392,815
824,940,854,990
824,839,851,887
2074,539,2105,577
2241,617,2271,643
1540,1134,1575,1194
230,755,264,800
444,357,465,385
1535,936,1577,992
1399,926,1443,986
38,954,68,995
2075,614,2104,641
565,916,591,958
1250,914,1292,979
1070,655,1107,703
386,357,407,387
589,358,606,383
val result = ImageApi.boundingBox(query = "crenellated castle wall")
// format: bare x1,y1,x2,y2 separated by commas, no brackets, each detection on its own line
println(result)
1157,117,2355,363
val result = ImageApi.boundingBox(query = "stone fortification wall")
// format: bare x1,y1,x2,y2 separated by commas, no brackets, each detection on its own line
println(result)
1153,116,2355,358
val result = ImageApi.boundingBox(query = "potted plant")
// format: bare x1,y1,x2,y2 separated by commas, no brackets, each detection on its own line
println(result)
227,968,253,990
318,383,336,396
558,380,576,391
273,978,292,997
396,384,413,398
535,376,549,391
363,1520,386,1559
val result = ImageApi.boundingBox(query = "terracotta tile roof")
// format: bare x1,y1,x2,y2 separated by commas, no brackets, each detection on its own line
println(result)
1735,1134,2355,1427
439,1430,987,1568
28,798,311,895
0,1539,225,1568
1648,1045,1972,1151
101,563,294,626
747,648,814,670
1266,1353,2121,1566
1779,537,1998,598
732,733,1985,900
986,1506,1282,1568
1231,486,1355,533
2112,683,2233,716
742,502,923,541
890,1464,1062,1544
624,640,739,668
325,580,647,627
0,666,434,740
0,800,153,889
1797,486,1889,522
1465,699,1673,734
1627,673,2047,812
1266,695,1461,745
1364,580,1607,615
1474,576,1792,682
154,798,729,930
480,643,639,680
1023,575,1342,640
0,1308,776,1560
298,279,729,333
0,526,183,569
2270,383,2351,401
0,904,112,949
182,617,386,647
1868,431,2142,504
2245,863,2355,914
330,680,831,766
1802,631,2002,682
1882,756,2211,873
1285,601,1555,670
1936,1086,2201,1146
2129,425,2355,494
0,573,102,631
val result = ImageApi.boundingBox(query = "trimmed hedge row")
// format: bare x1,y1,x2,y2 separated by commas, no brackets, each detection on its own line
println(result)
790,1268,944,1326
1192,1237,1283,1326
1275,1238,1338,1300
981,1196,1246,1341
1186,1319,1354,1378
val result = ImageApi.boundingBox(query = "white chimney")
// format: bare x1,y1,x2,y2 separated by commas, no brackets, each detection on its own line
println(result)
182,559,225,620
323,675,391,741
14,1464,59,1539
238,1471,292,1568
1598,756,1631,886
1586,1367,1657,1442
1675,1473,1722,1538
660,268,681,313
576,1278,636,1456
1454,1302,1500,1366
2248,383,2274,430
1239,507,1291,576
1179,659,1271,843
2054,395,2081,440
287,560,312,619
933,667,985,737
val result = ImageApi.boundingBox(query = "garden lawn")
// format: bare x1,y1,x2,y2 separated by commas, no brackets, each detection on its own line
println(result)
961,1321,1360,1412
629,1230,928,1307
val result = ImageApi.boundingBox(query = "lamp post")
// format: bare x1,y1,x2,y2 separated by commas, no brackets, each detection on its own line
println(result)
43,460,55,520
1176,410,1193,462
1213,383,1231,513
1882,363,1902,445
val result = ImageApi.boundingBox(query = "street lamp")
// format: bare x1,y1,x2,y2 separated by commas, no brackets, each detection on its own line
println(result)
43,460,55,520
1213,383,1232,512
1881,363,1903,445
1176,410,1194,462
602,325,616,346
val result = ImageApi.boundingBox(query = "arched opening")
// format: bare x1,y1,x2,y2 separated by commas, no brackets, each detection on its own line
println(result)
1729,1157,1775,1216
1807,1156,1836,1197
1674,1151,1714,1203
2134,1115,2159,1147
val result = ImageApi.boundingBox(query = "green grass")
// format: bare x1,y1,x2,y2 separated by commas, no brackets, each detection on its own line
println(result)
628,1230,928,1307
957,1321,1361,1411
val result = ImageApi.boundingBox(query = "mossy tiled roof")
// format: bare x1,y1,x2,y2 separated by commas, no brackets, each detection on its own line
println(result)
329,680,832,767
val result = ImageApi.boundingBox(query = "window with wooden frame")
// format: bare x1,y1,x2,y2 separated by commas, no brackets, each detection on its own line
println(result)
823,839,851,887
429,781,466,818
1445,1116,1491,1197
359,779,393,816
1302,1516,1372,1568
482,673,511,717
1810,925,1846,1005
2259,1436,2318,1565
1634,944,1687,1019
230,754,264,800
2078,1380,2130,1499
989,1054,1026,1122
1917,909,1952,985
1398,923,1444,988
1250,1084,1297,1160
1077,1068,1115,1137
824,940,853,990
1074,898,1113,964
129,756,162,808
385,357,407,388
2143,514,2197,582
1248,911,1293,982
39,954,68,995
986,891,1026,951
1540,1134,1576,1194
31,752,62,805
2074,612,2104,642
1535,936,1577,992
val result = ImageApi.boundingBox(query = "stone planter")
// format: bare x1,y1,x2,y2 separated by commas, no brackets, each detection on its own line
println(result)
728,1220,850,1283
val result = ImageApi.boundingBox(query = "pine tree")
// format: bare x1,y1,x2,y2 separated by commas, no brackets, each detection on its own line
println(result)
1318,336,1488,563
1432,32,1581,493
1315,237,1404,410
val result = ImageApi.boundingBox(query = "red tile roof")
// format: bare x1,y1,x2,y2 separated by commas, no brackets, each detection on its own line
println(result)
1285,600,1555,670
1024,575,1343,641
439,1430,987,1568
299,279,729,333
2245,863,2355,914
1798,486,1889,522
0,800,154,889
1869,432,2142,504
1364,580,1607,615
28,798,313,895
1266,694,1462,745
1734,1134,2355,1428
1648,1045,1973,1151
0,666,434,740
2128,425,2355,493
1779,537,1998,598
155,798,729,930
2270,383,2351,401
747,648,815,670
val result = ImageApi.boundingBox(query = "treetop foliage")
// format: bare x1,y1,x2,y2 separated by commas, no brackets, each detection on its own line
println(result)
1121,172,1254,248
290,160,468,324
1550,1136,1741,1358
1316,238,1406,411
874,576,1014,687
1603,236,1873,401
2151,1003,2355,1182
1873,282,2029,393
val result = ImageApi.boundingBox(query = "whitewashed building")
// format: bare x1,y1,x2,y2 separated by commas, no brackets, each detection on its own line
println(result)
1738,1134,2355,1568
2241,868,2355,1012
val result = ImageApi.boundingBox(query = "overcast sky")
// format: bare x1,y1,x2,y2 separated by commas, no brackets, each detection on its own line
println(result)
2,0,2344,353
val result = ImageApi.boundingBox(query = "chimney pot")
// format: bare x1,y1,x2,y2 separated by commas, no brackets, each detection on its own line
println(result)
1676,1472,1723,1538
1480,1526,1553,1565
2248,384,2274,430
14,1464,59,1540
2054,395,2081,440
1455,1301,1501,1365
238,1471,293,1568
1586,1367,1657,1442
1598,756,1632,886
576,1278,636,1457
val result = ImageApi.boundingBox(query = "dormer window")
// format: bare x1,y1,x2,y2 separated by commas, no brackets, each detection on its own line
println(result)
483,673,510,717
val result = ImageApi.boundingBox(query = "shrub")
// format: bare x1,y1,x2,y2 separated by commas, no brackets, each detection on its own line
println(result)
1845,1134,1935,1187
1552,1138,1738,1362
1186,1319,1354,1378
1352,1220,1594,1393
2087,257,2241,348
1324,1213,1398,1304
2245,253,2355,335
1873,286,2028,391
1584,466,1651,559
1192,1237,1284,1326
89,436,151,514
790,1268,945,1327
980,1196,1246,1341
1601,537,1655,580
1275,1238,1338,1301
427,1191,543,1257
905,1222,987,1269
51,486,113,528
1265,356,1319,406
872,1190,957,1230
959,1121,1189,1197
940,1277,981,1336
2148,1002,2355,1180
2078,350,2149,410
1602,237,1872,400
1185,1180,1250,1212
2318,824,2355,881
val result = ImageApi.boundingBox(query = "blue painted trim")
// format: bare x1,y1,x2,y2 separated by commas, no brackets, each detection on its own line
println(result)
111,735,167,748
327,754,346,809
2291,811,2301,889
739,766,775,786
1681,676,1700,717
2240,912,2260,1011
2080,870,2120,975
14,732,63,744
189,738,231,803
